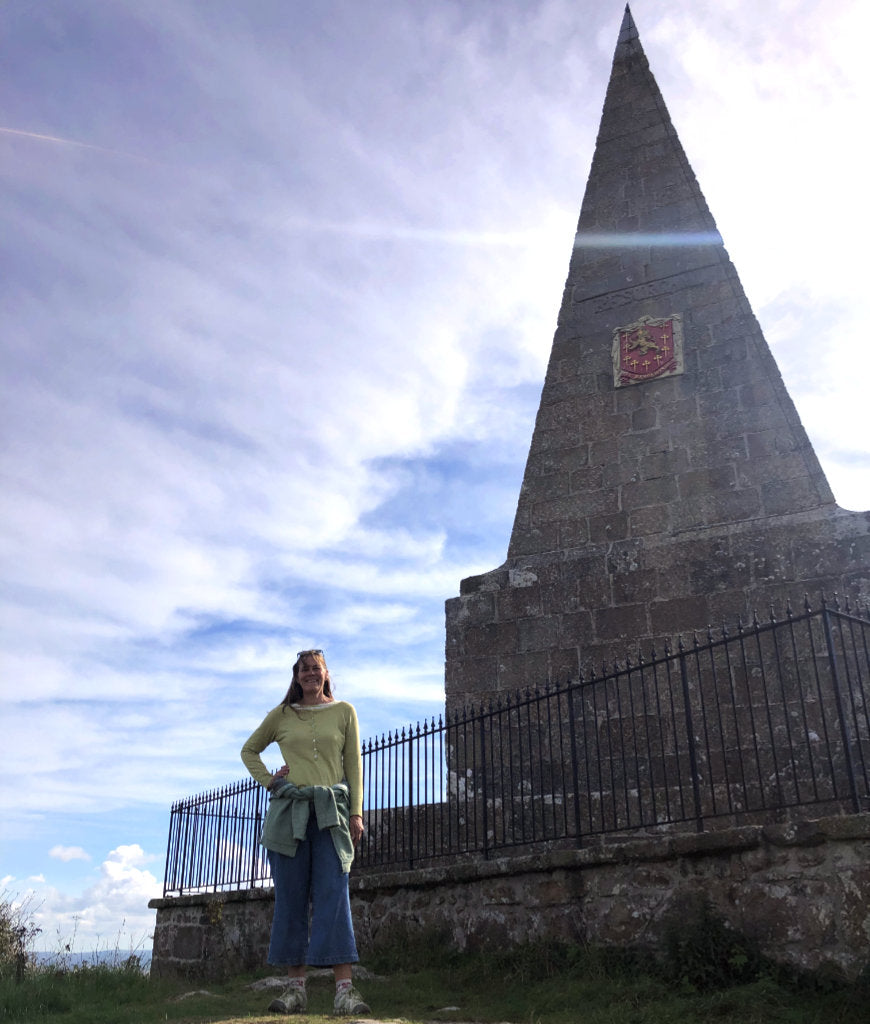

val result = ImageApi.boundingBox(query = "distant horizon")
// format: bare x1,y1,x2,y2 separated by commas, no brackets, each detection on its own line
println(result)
32,948,152,968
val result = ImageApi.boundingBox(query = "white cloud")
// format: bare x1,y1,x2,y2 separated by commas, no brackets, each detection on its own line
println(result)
26,845,160,955
49,846,92,863
643,0,869,514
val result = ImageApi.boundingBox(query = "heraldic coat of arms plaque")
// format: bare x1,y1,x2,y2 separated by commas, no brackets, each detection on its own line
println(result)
612,314,684,388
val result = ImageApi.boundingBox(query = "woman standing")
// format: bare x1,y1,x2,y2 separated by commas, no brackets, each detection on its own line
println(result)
241,649,370,1016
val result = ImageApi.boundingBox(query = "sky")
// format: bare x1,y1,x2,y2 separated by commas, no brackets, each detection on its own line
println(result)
1,0,868,955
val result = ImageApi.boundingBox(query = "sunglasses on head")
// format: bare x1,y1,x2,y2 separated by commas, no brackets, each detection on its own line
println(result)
296,649,324,658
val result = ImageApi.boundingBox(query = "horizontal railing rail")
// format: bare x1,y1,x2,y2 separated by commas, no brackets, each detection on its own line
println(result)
162,597,870,895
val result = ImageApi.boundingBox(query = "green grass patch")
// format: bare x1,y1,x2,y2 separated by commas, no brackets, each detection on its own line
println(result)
1,951,865,1024
360,928,866,1024
2,894,867,1023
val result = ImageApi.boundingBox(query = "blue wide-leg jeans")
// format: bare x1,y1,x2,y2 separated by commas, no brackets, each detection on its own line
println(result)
266,809,359,967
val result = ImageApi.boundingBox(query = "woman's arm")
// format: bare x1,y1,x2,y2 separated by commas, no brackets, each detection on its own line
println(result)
240,707,281,789
342,704,364,817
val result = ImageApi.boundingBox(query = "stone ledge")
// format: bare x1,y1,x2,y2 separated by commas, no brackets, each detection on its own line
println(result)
148,812,870,907
763,814,870,846
149,887,274,911
349,812,870,894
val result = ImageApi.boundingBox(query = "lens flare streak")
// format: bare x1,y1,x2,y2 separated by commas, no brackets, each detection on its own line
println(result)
574,231,723,248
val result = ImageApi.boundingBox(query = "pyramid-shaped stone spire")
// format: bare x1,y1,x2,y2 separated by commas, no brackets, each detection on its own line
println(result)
445,6,868,708
508,3,833,562
570,4,720,296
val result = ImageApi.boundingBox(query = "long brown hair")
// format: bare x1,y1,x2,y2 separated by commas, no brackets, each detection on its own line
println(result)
281,649,334,709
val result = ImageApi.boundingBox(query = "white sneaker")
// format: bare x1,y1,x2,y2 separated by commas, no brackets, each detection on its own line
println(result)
333,983,370,1016
268,983,307,1014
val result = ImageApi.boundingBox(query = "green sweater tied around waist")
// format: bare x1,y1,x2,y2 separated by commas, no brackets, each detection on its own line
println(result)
260,780,355,873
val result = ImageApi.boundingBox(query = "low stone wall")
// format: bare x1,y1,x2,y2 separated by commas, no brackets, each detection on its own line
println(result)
150,887,274,980
150,812,870,982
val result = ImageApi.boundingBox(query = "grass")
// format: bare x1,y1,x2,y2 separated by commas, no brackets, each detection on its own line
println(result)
1,941,865,1024
1,893,866,1023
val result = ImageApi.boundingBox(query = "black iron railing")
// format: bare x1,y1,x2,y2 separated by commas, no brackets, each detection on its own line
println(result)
161,598,870,895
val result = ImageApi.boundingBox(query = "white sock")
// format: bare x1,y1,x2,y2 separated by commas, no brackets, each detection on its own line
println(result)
336,979,353,993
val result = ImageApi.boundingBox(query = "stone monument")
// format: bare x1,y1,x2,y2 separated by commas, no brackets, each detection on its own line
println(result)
445,6,870,710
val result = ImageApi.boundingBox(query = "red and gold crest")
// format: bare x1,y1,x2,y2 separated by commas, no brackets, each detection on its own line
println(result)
612,314,684,388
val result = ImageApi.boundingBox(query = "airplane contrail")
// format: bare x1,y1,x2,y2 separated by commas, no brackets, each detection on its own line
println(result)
0,126,154,163
1,126,105,149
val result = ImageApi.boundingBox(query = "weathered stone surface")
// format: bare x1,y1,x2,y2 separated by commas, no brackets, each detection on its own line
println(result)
353,813,870,980
149,889,274,981
153,815,869,982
